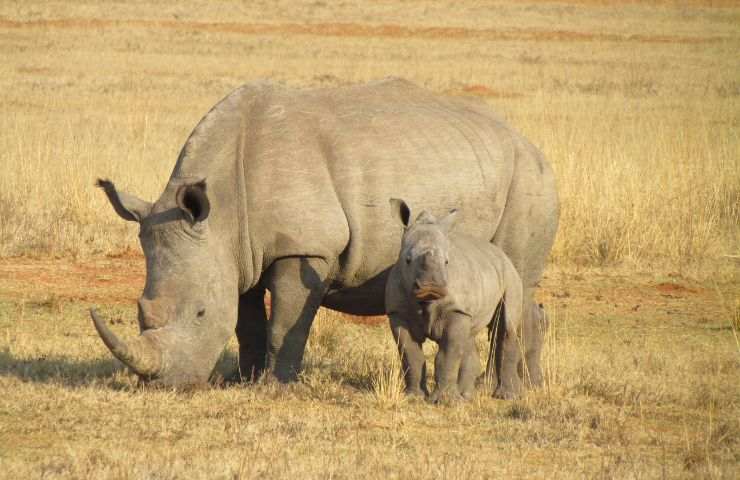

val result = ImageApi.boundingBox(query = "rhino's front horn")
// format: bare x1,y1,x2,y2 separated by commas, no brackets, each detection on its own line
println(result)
91,309,162,378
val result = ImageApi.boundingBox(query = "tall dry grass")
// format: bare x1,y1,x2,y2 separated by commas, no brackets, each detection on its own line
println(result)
1,1,738,278
2,96,736,275
515,95,739,271
0,2,740,278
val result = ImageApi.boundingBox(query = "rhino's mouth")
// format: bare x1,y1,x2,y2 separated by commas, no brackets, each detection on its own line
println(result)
413,284,447,301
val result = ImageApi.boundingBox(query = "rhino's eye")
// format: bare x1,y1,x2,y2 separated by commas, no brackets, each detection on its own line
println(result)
405,255,411,265
445,259,449,265
197,309,206,317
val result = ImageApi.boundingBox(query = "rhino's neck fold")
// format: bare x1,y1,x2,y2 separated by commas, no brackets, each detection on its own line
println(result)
169,85,262,294
234,124,258,293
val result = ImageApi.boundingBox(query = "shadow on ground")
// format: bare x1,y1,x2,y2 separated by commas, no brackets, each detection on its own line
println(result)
0,347,246,391
0,347,131,387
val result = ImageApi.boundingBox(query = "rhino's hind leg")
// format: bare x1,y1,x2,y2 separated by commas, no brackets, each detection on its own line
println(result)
494,330,523,400
491,140,558,391
264,256,331,383
519,302,548,388
235,286,268,382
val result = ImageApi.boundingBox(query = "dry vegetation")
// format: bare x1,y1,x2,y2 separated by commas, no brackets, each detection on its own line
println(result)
0,1,738,479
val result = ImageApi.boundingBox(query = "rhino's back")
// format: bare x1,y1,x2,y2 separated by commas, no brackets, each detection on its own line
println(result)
237,79,520,314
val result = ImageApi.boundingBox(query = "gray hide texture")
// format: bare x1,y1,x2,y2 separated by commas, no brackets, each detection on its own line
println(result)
92,78,559,387
385,200,525,402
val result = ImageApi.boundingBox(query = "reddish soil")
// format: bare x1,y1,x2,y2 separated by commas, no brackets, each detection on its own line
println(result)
0,257,727,327
0,18,727,45
0,256,145,305
451,85,524,99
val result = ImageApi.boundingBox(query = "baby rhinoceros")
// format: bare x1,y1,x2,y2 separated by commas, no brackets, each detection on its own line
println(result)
385,199,525,402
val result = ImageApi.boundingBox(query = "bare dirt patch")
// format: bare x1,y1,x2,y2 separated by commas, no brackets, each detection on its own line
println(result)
0,256,145,305
0,18,728,44
0,257,730,327
448,84,524,98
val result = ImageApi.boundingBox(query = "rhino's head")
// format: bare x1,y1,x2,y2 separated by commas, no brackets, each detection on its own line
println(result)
92,178,239,387
390,198,458,302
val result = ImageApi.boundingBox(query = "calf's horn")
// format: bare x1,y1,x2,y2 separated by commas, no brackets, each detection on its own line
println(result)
90,309,162,377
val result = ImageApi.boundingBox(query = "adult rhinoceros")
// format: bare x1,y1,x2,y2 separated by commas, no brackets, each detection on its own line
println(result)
91,78,559,387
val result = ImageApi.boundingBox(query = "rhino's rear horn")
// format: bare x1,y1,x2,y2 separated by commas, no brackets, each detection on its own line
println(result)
90,309,162,378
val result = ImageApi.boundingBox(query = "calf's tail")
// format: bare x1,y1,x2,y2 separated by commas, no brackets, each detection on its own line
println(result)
484,300,506,385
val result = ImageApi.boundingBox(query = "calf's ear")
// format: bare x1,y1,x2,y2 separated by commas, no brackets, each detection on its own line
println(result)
176,179,210,224
389,198,412,228
438,209,459,233
97,179,152,222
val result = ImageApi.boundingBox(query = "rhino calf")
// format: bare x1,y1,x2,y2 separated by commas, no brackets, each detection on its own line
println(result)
385,199,524,401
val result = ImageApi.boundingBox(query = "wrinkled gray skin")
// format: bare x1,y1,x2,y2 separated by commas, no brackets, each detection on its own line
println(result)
385,200,525,402
91,78,559,387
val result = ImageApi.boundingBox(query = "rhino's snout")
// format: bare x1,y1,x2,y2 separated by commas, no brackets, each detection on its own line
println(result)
411,251,448,298
137,297,172,331
413,282,448,301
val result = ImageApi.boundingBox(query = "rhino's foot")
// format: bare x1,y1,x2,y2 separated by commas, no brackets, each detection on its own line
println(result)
222,368,244,384
524,377,544,390
460,387,477,401
223,365,265,384
405,387,427,398
428,388,464,405
259,370,297,385
493,385,521,400
522,366,544,389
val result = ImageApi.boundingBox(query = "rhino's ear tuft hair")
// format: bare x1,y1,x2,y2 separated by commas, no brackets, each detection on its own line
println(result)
389,198,412,228
97,178,152,223
438,208,459,233
176,179,210,224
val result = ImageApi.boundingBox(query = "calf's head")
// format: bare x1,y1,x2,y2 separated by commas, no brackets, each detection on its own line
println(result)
389,198,458,302
92,178,238,387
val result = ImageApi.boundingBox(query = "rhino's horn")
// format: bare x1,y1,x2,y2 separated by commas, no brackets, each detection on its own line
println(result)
90,309,162,378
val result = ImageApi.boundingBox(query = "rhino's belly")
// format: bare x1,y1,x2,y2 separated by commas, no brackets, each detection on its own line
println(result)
321,268,390,316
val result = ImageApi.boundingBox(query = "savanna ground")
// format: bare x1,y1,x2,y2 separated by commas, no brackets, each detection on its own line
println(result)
0,0,738,478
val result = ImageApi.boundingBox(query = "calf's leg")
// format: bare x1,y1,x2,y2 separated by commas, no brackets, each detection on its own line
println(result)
458,335,481,400
429,313,470,404
388,314,428,397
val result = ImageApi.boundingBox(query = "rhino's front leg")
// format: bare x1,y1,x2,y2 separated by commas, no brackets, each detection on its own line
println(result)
388,314,428,397
264,256,331,382
235,285,268,381
429,313,469,404
458,336,481,400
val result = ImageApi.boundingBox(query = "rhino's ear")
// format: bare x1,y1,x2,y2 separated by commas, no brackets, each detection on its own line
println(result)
389,198,412,228
97,179,152,223
438,208,459,233
176,179,210,224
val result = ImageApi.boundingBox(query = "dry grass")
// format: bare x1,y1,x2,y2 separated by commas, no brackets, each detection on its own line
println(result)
1,266,738,479
1,1,739,478
0,0,738,279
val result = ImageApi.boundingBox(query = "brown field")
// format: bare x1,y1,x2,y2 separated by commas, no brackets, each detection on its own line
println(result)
0,1,738,478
